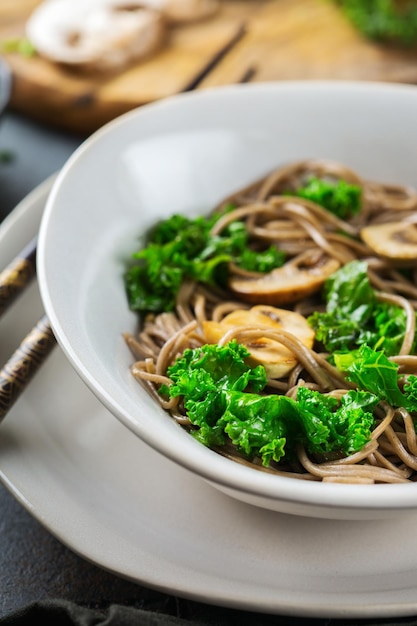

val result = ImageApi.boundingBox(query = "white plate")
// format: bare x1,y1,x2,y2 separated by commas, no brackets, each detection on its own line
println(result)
3,180,417,619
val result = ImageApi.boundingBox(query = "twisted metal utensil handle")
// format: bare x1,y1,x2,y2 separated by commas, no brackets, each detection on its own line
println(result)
0,315,56,422
0,236,37,317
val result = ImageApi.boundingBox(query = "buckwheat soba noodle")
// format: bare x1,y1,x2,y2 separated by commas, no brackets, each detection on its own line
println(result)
124,159,417,485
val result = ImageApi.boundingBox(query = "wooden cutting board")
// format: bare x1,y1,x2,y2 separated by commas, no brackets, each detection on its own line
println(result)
2,0,417,136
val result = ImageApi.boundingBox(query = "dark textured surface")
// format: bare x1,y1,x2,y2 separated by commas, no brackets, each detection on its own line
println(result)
0,110,82,222
0,481,158,618
0,481,327,625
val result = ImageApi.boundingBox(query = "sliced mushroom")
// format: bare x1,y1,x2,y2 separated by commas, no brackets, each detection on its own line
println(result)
202,305,315,378
360,221,417,265
228,252,341,306
26,0,166,72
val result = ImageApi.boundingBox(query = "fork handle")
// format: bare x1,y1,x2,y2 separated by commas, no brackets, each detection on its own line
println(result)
0,315,56,422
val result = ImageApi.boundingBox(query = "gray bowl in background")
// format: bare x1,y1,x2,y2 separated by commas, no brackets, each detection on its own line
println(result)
0,57,11,116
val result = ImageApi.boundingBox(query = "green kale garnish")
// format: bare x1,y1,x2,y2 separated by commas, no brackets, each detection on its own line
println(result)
334,0,417,46
125,210,285,314
294,386,376,457
334,344,417,413
308,260,414,356
292,177,362,219
162,340,377,466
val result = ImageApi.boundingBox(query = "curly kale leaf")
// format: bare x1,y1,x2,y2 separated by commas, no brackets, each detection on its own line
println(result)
308,260,413,356
238,244,285,273
163,341,270,450
404,376,417,407
220,391,288,464
125,209,284,314
334,344,417,413
292,177,362,219
165,340,268,396
292,386,376,456
163,341,377,466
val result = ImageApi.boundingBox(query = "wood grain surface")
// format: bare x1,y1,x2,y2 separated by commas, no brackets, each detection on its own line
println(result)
2,0,417,135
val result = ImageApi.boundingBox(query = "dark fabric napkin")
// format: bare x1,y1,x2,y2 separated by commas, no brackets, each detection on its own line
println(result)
2,601,417,626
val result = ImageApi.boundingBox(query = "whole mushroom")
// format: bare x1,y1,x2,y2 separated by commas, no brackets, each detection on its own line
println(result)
26,0,166,72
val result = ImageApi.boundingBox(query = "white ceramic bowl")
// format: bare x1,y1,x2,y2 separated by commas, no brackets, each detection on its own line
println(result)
37,81,417,520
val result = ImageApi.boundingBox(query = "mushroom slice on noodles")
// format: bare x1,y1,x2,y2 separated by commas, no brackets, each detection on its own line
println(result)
360,221,417,266
228,251,340,306
202,305,315,378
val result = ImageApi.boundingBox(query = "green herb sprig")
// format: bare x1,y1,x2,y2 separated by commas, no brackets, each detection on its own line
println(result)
291,177,362,220
334,0,417,46
125,207,285,314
